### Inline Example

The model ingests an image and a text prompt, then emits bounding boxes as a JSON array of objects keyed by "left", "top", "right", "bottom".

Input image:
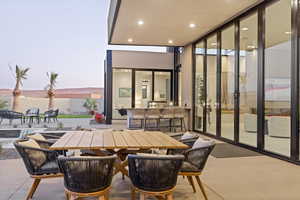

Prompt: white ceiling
[{"left": 110, "top": 0, "right": 263, "bottom": 46}]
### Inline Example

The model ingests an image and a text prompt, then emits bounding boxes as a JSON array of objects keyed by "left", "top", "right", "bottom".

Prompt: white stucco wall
[
  {"left": 112, "top": 50, "right": 174, "bottom": 69},
  {"left": 180, "top": 45, "right": 193, "bottom": 129},
  {"left": 0, "top": 96, "right": 103, "bottom": 114}
]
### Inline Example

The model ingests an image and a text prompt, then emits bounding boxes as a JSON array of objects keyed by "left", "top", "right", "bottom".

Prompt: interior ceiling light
[
  {"left": 189, "top": 23, "right": 196, "bottom": 28},
  {"left": 137, "top": 20, "right": 144, "bottom": 25},
  {"left": 247, "top": 45, "right": 256, "bottom": 49},
  {"left": 285, "top": 31, "right": 291, "bottom": 34},
  {"left": 168, "top": 40, "right": 173, "bottom": 44},
  {"left": 211, "top": 42, "right": 217, "bottom": 46},
  {"left": 128, "top": 38, "right": 133, "bottom": 42},
  {"left": 241, "top": 27, "right": 249, "bottom": 31}
]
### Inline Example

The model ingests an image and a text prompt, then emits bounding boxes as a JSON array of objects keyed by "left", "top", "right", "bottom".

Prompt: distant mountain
[{"left": 0, "top": 87, "right": 104, "bottom": 99}]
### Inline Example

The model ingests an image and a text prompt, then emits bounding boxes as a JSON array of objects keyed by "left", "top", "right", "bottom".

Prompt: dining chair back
[{"left": 58, "top": 155, "right": 116, "bottom": 199}]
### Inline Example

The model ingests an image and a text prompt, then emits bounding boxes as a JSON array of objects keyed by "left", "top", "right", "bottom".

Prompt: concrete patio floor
[{"left": 1, "top": 141, "right": 300, "bottom": 200}]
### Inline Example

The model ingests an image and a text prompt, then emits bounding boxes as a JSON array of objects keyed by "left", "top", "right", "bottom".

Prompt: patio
[{"left": 2, "top": 138, "right": 300, "bottom": 200}]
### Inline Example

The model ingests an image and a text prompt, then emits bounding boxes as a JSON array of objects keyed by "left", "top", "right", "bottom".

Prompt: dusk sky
[
  {"left": 0, "top": 0, "right": 114, "bottom": 90},
  {"left": 0, "top": 1, "right": 166, "bottom": 90}
]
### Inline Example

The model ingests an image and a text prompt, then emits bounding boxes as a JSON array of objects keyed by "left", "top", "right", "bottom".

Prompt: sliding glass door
[
  {"left": 135, "top": 71, "right": 153, "bottom": 108},
  {"left": 220, "top": 25, "right": 235, "bottom": 140},
  {"left": 112, "top": 69, "right": 132, "bottom": 119},
  {"left": 154, "top": 71, "right": 171, "bottom": 102},
  {"left": 192, "top": 0, "right": 298, "bottom": 162},
  {"left": 264, "top": 0, "right": 291, "bottom": 157},
  {"left": 239, "top": 12, "right": 258, "bottom": 147},
  {"left": 206, "top": 35, "right": 218, "bottom": 135},
  {"left": 195, "top": 41, "right": 205, "bottom": 132}
]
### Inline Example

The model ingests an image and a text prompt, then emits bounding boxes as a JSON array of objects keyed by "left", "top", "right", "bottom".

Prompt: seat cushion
[
  {"left": 28, "top": 133, "right": 47, "bottom": 141},
  {"left": 19, "top": 140, "right": 47, "bottom": 169},
  {"left": 19, "top": 139, "right": 41, "bottom": 149},
  {"left": 40, "top": 161, "right": 59, "bottom": 172},
  {"left": 180, "top": 161, "right": 200, "bottom": 172},
  {"left": 192, "top": 138, "right": 214, "bottom": 149},
  {"left": 181, "top": 132, "right": 195, "bottom": 140}
]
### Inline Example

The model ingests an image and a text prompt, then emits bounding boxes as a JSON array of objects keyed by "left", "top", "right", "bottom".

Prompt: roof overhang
[{"left": 108, "top": 0, "right": 264, "bottom": 47}]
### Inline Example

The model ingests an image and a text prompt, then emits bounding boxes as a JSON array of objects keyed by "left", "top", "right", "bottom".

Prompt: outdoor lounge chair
[
  {"left": 43, "top": 109, "right": 59, "bottom": 123},
  {"left": 58, "top": 156, "right": 116, "bottom": 200},
  {"left": 0, "top": 109, "right": 24, "bottom": 125},
  {"left": 13, "top": 139, "right": 62, "bottom": 200},
  {"left": 24, "top": 108, "right": 40, "bottom": 124},
  {"left": 128, "top": 154, "right": 184, "bottom": 200}
]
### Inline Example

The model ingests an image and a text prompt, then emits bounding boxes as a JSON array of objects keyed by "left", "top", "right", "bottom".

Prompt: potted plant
[{"left": 83, "top": 98, "right": 98, "bottom": 115}]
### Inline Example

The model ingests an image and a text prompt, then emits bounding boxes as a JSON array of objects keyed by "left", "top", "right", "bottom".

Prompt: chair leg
[
  {"left": 166, "top": 193, "right": 173, "bottom": 200},
  {"left": 26, "top": 178, "right": 41, "bottom": 200},
  {"left": 104, "top": 191, "right": 109, "bottom": 200},
  {"left": 69, "top": 194, "right": 76, "bottom": 200},
  {"left": 195, "top": 176, "right": 208, "bottom": 200},
  {"left": 64, "top": 191, "right": 70, "bottom": 200},
  {"left": 98, "top": 195, "right": 105, "bottom": 200},
  {"left": 140, "top": 193, "right": 146, "bottom": 200},
  {"left": 187, "top": 176, "right": 196, "bottom": 193},
  {"left": 131, "top": 187, "right": 136, "bottom": 200}
]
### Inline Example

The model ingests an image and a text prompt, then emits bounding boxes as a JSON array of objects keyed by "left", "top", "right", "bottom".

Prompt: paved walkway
[{"left": 1, "top": 141, "right": 300, "bottom": 199}]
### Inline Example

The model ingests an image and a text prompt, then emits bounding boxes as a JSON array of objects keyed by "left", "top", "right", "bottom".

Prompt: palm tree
[
  {"left": 46, "top": 72, "right": 58, "bottom": 110},
  {"left": 11, "top": 65, "right": 30, "bottom": 111}
]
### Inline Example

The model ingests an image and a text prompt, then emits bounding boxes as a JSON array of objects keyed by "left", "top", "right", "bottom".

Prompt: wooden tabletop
[{"left": 50, "top": 130, "right": 188, "bottom": 150}]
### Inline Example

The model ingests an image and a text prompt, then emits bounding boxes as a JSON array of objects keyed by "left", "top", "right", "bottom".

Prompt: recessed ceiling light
[
  {"left": 128, "top": 38, "right": 133, "bottom": 42},
  {"left": 285, "top": 31, "right": 291, "bottom": 34},
  {"left": 168, "top": 40, "right": 173, "bottom": 44},
  {"left": 211, "top": 42, "right": 217, "bottom": 46},
  {"left": 241, "top": 27, "right": 249, "bottom": 31},
  {"left": 137, "top": 20, "right": 144, "bottom": 25},
  {"left": 189, "top": 23, "right": 196, "bottom": 28}
]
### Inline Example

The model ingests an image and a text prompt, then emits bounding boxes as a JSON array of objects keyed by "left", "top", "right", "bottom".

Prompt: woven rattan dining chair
[
  {"left": 167, "top": 136, "right": 199, "bottom": 155},
  {"left": 128, "top": 154, "right": 184, "bottom": 200},
  {"left": 14, "top": 139, "right": 62, "bottom": 200},
  {"left": 179, "top": 144, "right": 215, "bottom": 200},
  {"left": 58, "top": 156, "right": 117, "bottom": 200}
]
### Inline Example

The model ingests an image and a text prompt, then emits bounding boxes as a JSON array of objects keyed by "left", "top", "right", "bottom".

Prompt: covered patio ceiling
[{"left": 108, "top": 0, "right": 264, "bottom": 47}]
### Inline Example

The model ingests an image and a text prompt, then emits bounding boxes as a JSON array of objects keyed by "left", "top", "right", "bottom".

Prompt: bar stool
[
  {"left": 173, "top": 108, "right": 187, "bottom": 132},
  {"left": 144, "top": 109, "right": 160, "bottom": 130},
  {"left": 159, "top": 108, "right": 175, "bottom": 132},
  {"left": 128, "top": 109, "right": 145, "bottom": 129}
]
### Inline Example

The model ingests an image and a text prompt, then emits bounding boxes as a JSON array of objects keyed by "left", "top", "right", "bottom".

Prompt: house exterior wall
[
  {"left": 180, "top": 44, "right": 193, "bottom": 129},
  {"left": 112, "top": 50, "right": 174, "bottom": 69}
]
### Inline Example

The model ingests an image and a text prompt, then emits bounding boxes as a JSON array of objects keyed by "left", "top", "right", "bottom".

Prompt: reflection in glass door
[
  {"left": 264, "top": 0, "right": 291, "bottom": 157},
  {"left": 135, "top": 71, "right": 152, "bottom": 108},
  {"left": 239, "top": 13, "right": 258, "bottom": 147},
  {"left": 195, "top": 41, "right": 205, "bottom": 132},
  {"left": 112, "top": 69, "right": 132, "bottom": 119},
  {"left": 221, "top": 25, "right": 235, "bottom": 140},
  {"left": 206, "top": 35, "right": 217, "bottom": 135}
]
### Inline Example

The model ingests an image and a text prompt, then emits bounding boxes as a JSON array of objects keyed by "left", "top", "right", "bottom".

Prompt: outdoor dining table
[{"left": 50, "top": 130, "right": 188, "bottom": 177}]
